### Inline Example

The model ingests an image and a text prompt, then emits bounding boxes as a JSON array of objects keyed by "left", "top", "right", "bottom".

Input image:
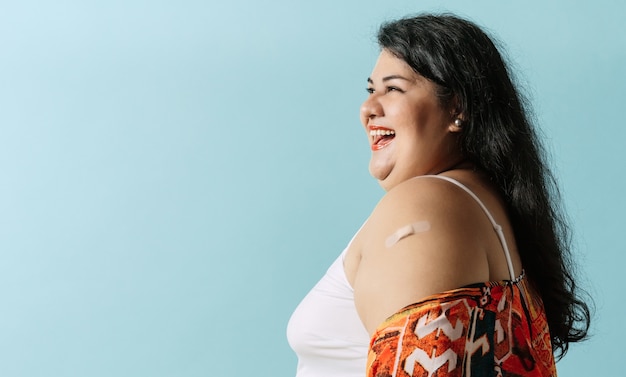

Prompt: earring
[{"left": 454, "top": 118, "right": 462, "bottom": 127}]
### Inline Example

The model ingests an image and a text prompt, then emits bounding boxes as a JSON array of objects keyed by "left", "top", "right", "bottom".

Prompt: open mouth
[{"left": 369, "top": 126, "right": 396, "bottom": 151}]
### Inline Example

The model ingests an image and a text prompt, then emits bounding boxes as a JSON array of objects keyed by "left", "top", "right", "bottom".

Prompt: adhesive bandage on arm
[{"left": 384, "top": 221, "right": 431, "bottom": 248}]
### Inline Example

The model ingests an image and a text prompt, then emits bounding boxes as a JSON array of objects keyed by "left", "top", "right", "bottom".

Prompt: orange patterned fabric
[{"left": 367, "top": 274, "right": 557, "bottom": 377}]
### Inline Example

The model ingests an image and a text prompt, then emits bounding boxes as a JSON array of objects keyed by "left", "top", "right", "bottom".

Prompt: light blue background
[{"left": 1, "top": 1, "right": 623, "bottom": 376}]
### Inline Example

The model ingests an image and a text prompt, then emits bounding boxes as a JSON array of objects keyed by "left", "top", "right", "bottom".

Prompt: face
[{"left": 360, "top": 49, "right": 462, "bottom": 191}]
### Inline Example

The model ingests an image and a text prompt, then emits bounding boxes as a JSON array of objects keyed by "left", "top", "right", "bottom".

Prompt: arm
[
  {"left": 353, "top": 176, "right": 492, "bottom": 335},
  {"left": 354, "top": 176, "right": 500, "bottom": 377}
]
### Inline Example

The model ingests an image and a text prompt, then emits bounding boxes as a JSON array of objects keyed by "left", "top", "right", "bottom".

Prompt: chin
[{"left": 368, "top": 164, "right": 392, "bottom": 182}]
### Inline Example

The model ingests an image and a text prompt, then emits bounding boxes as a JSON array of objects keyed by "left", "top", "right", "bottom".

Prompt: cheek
[{"left": 389, "top": 104, "right": 422, "bottom": 128}]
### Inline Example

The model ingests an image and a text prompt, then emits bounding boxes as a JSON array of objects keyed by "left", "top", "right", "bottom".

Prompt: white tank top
[{"left": 286, "top": 247, "right": 370, "bottom": 377}]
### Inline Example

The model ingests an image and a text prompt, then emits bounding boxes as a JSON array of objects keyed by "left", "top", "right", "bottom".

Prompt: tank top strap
[{"left": 421, "top": 175, "right": 516, "bottom": 281}]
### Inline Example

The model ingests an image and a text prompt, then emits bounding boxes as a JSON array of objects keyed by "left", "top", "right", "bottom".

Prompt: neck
[{"left": 436, "top": 157, "right": 474, "bottom": 175}]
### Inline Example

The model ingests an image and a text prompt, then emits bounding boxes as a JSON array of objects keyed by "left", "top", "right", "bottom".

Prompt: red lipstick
[{"left": 369, "top": 125, "right": 396, "bottom": 151}]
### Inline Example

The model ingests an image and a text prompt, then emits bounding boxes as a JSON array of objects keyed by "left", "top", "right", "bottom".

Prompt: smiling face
[{"left": 360, "top": 50, "right": 463, "bottom": 191}]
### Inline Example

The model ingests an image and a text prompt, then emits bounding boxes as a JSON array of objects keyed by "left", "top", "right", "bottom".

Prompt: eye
[
  {"left": 386, "top": 86, "right": 404, "bottom": 93},
  {"left": 366, "top": 87, "right": 374, "bottom": 94}
]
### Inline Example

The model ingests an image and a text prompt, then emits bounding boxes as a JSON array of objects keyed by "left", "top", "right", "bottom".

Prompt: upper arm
[{"left": 353, "top": 177, "right": 491, "bottom": 333}]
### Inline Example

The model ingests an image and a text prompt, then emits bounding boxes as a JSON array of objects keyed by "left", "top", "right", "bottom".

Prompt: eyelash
[{"left": 366, "top": 86, "right": 404, "bottom": 94}]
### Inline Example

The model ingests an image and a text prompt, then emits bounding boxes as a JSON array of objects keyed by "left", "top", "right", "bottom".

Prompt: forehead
[{"left": 369, "top": 49, "right": 419, "bottom": 80}]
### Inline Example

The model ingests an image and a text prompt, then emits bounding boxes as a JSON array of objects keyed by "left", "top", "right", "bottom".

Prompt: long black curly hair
[{"left": 377, "top": 13, "right": 591, "bottom": 358}]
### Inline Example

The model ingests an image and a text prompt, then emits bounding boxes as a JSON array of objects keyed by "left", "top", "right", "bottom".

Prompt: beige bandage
[{"left": 384, "top": 221, "right": 431, "bottom": 248}]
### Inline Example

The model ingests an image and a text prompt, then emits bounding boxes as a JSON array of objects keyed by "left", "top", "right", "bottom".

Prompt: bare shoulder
[
  {"left": 353, "top": 175, "right": 493, "bottom": 333},
  {"left": 365, "top": 175, "right": 490, "bottom": 237},
  {"left": 374, "top": 175, "right": 475, "bottom": 218}
]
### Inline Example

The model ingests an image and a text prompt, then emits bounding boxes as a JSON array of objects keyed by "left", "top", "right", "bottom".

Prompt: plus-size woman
[{"left": 288, "top": 13, "right": 590, "bottom": 377}]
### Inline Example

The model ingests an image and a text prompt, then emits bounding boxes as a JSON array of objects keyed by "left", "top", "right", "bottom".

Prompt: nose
[{"left": 360, "top": 94, "right": 383, "bottom": 125}]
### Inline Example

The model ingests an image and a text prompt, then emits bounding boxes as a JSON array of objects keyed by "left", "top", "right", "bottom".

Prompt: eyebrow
[{"left": 367, "top": 75, "right": 412, "bottom": 84}]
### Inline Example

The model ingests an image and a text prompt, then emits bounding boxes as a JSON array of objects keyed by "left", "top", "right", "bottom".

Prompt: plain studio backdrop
[{"left": 1, "top": 0, "right": 623, "bottom": 376}]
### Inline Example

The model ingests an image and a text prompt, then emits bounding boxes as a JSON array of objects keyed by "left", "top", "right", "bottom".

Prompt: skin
[{"left": 343, "top": 50, "right": 523, "bottom": 335}]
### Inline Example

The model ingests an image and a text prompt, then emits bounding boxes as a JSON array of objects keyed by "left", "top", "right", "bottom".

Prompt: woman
[{"left": 287, "top": 13, "right": 590, "bottom": 377}]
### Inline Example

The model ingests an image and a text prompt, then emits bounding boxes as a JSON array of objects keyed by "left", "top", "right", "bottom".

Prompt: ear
[
  {"left": 447, "top": 96, "right": 463, "bottom": 133},
  {"left": 448, "top": 116, "right": 464, "bottom": 133}
]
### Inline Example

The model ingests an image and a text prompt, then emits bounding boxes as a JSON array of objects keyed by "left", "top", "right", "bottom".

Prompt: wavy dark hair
[{"left": 377, "top": 13, "right": 590, "bottom": 358}]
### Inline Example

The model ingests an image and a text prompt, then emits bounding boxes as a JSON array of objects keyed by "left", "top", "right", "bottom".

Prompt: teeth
[{"left": 369, "top": 129, "right": 395, "bottom": 136}]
